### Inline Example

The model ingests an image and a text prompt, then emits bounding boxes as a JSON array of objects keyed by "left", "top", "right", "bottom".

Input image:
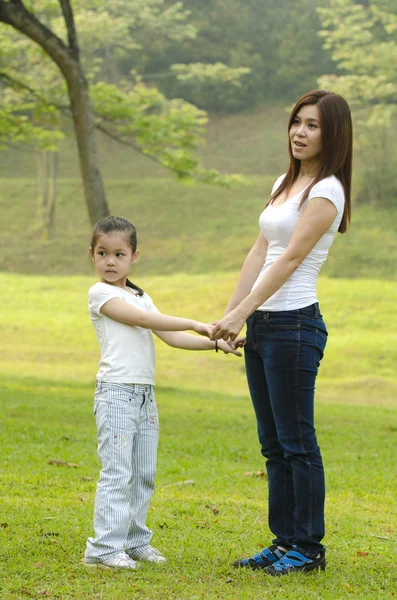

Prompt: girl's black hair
[{"left": 90, "top": 216, "right": 144, "bottom": 296}]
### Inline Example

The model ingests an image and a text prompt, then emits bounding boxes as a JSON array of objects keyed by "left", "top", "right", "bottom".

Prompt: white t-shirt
[
  {"left": 252, "top": 174, "right": 345, "bottom": 311},
  {"left": 88, "top": 282, "right": 158, "bottom": 384}
]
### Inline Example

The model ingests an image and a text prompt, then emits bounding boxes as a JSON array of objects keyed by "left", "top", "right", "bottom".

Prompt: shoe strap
[
  {"left": 251, "top": 545, "right": 285, "bottom": 564},
  {"left": 274, "top": 550, "right": 313, "bottom": 570},
  {"left": 262, "top": 546, "right": 285, "bottom": 560}
]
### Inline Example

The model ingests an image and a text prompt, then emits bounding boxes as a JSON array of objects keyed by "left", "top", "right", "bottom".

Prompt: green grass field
[
  {"left": 1, "top": 103, "right": 396, "bottom": 598},
  {"left": 1, "top": 273, "right": 396, "bottom": 599}
]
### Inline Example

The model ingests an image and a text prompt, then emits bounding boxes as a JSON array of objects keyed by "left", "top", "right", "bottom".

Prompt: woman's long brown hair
[{"left": 270, "top": 90, "right": 353, "bottom": 233}]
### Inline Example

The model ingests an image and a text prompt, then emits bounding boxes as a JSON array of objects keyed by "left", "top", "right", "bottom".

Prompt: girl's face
[
  {"left": 91, "top": 232, "right": 139, "bottom": 287},
  {"left": 289, "top": 104, "right": 322, "bottom": 166}
]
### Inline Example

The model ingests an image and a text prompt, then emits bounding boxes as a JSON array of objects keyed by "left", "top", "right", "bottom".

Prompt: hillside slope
[{"left": 0, "top": 176, "right": 396, "bottom": 278}]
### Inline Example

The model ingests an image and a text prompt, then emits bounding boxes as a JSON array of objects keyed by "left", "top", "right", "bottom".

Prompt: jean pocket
[
  {"left": 267, "top": 313, "right": 300, "bottom": 330},
  {"left": 106, "top": 398, "right": 136, "bottom": 431},
  {"left": 94, "top": 386, "right": 109, "bottom": 413},
  {"left": 313, "top": 328, "right": 328, "bottom": 368},
  {"left": 103, "top": 388, "right": 138, "bottom": 431}
]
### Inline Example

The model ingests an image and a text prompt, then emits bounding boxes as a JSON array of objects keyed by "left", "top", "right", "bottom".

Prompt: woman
[{"left": 211, "top": 90, "right": 352, "bottom": 576}]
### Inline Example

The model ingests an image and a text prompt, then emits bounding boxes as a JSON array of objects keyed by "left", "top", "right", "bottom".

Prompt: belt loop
[{"left": 315, "top": 303, "right": 319, "bottom": 318}]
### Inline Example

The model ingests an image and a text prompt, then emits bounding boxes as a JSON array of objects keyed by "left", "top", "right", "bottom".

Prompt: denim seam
[
  {"left": 252, "top": 316, "right": 258, "bottom": 351},
  {"left": 295, "top": 315, "right": 314, "bottom": 542},
  {"left": 283, "top": 464, "right": 287, "bottom": 543}
]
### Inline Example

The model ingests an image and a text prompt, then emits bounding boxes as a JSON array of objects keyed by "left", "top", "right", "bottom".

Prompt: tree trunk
[
  {"left": 36, "top": 150, "right": 58, "bottom": 238},
  {"left": 0, "top": 0, "right": 110, "bottom": 225},
  {"left": 36, "top": 149, "right": 48, "bottom": 212},
  {"left": 47, "top": 151, "right": 57, "bottom": 235},
  {"left": 63, "top": 60, "right": 109, "bottom": 225}
]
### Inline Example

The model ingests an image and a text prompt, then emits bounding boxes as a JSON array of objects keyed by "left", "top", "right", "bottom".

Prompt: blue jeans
[{"left": 244, "top": 303, "right": 327, "bottom": 558}]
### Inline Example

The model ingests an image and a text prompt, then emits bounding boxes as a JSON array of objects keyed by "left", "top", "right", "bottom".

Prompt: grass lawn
[{"left": 1, "top": 273, "right": 396, "bottom": 599}]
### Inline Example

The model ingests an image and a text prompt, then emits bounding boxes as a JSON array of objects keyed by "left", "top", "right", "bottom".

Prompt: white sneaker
[
  {"left": 84, "top": 551, "right": 140, "bottom": 570},
  {"left": 128, "top": 545, "right": 167, "bottom": 563}
]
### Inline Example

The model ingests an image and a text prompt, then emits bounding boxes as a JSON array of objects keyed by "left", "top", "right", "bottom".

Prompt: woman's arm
[
  {"left": 224, "top": 232, "right": 268, "bottom": 314},
  {"left": 212, "top": 197, "right": 338, "bottom": 340},
  {"left": 154, "top": 330, "right": 243, "bottom": 356},
  {"left": 100, "top": 298, "right": 212, "bottom": 337}
]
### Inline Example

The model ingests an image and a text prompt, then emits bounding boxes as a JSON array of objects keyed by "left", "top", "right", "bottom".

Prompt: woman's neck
[{"left": 298, "top": 159, "right": 320, "bottom": 179}]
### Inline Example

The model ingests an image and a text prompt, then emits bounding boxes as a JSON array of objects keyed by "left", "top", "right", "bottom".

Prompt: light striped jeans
[{"left": 84, "top": 381, "right": 159, "bottom": 562}]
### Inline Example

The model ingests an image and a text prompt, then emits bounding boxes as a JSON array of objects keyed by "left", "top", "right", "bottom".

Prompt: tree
[
  {"left": 273, "top": 0, "right": 337, "bottom": 101},
  {"left": 318, "top": 0, "right": 397, "bottom": 204},
  {"left": 0, "top": 27, "right": 65, "bottom": 236},
  {"left": 318, "top": 0, "right": 397, "bottom": 115},
  {"left": 0, "top": 0, "right": 109, "bottom": 224},
  {"left": 0, "top": 0, "right": 243, "bottom": 226},
  {"left": 138, "top": 0, "right": 335, "bottom": 112}
]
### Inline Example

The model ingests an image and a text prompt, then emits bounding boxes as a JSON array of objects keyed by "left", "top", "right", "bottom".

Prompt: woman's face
[{"left": 289, "top": 104, "right": 322, "bottom": 165}]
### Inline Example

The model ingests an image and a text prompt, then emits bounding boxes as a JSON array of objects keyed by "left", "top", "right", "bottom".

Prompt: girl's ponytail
[{"left": 126, "top": 278, "right": 144, "bottom": 296}]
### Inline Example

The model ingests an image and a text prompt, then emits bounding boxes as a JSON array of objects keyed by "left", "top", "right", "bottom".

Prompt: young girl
[
  {"left": 211, "top": 90, "right": 353, "bottom": 575},
  {"left": 83, "top": 216, "right": 241, "bottom": 570}
]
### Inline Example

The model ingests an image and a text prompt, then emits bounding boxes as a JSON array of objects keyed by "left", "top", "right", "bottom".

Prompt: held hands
[
  {"left": 192, "top": 320, "right": 214, "bottom": 338},
  {"left": 217, "top": 338, "right": 246, "bottom": 356},
  {"left": 210, "top": 309, "right": 246, "bottom": 342},
  {"left": 191, "top": 320, "right": 245, "bottom": 357}
]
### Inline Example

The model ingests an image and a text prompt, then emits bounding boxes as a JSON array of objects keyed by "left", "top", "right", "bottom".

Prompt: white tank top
[{"left": 252, "top": 174, "right": 345, "bottom": 311}]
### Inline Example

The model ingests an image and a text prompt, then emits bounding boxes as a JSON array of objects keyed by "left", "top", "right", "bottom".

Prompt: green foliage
[
  {"left": 91, "top": 79, "right": 243, "bottom": 185},
  {"left": 273, "top": 0, "right": 337, "bottom": 98},
  {"left": 0, "top": 272, "right": 396, "bottom": 598},
  {"left": 0, "top": 20, "right": 64, "bottom": 150},
  {"left": 0, "top": 106, "right": 62, "bottom": 149},
  {"left": 0, "top": 0, "right": 245, "bottom": 187},
  {"left": 148, "top": 0, "right": 334, "bottom": 112},
  {"left": 318, "top": 1, "right": 397, "bottom": 107},
  {"left": 0, "top": 102, "right": 290, "bottom": 177},
  {"left": 318, "top": 0, "right": 397, "bottom": 205},
  {"left": 73, "top": 0, "right": 197, "bottom": 80}
]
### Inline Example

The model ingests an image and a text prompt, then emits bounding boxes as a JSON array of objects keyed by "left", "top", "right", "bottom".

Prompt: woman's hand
[
  {"left": 217, "top": 339, "right": 243, "bottom": 357},
  {"left": 211, "top": 309, "right": 246, "bottom": 341}
]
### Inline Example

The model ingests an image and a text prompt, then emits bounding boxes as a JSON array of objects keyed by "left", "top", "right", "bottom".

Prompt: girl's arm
[
  {"left": 100, "top": 298, "right": 212, "bottom": 337},
  {"left": 212, "top": 197, "right": 338, "bottom": 340},
  {"left": 224, "top": 232, "right": 268, "bottom": 314},
  {"left": 154, "top": 330, "right": 243, "bottom": 356}
]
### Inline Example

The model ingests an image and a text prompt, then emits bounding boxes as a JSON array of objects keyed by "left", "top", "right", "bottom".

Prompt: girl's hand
[
  {"left": 211, "top": 309, "right": 246, "bottom": 342},
  {"left": 217, "top": 339, "right": 243, "bottom": 357},
  {"left": 192, "top": 321, "right": 214, "bottom": 338},
  {"left": 229, "top": 336, "right": 247, "bottom": 350}
]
